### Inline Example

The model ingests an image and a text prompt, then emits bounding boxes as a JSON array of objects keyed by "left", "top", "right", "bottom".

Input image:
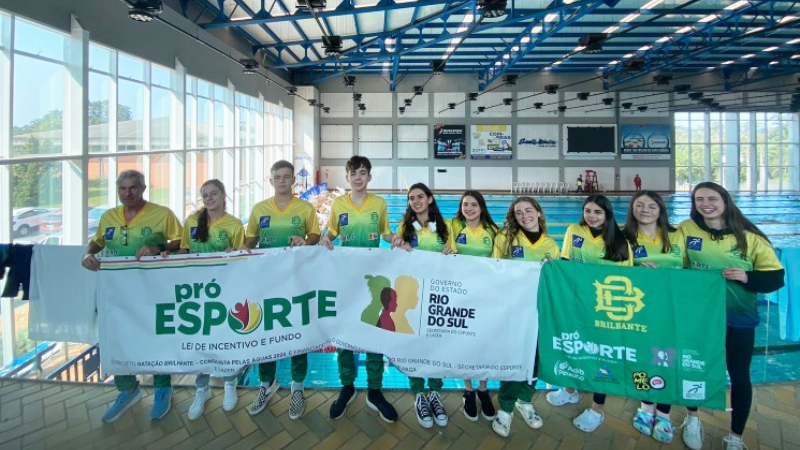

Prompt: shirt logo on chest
[
  {"left": 687, "top": 236, "right": 703, "bottom": 251},
  {"left": 456, "top": 233, "right": 467, "bottom": 245},
  {"left": 291, "top": 216, "right": 301, "bottom": 227},
  {"left": 573, "top": 236, "right": 585, "bottom": 248},
  {"left": 511, "top": 246, "right": 524, "bottom": 258},
  {"left": 339, "top": 213, "right": 349, "bottom": 226},
  {"left": 190, "top": 227, "right": 198, "bottom": 239},
  {"left": 259, "top": 216, "right": 271, "bottom": 228},
  {"left": 104, "top": 227, "right": 115, "bottom": 240},
  {"left": 141, "top": 227, "right": 152, "bottom": 238},
  {"left": 633, "top": 245, "right": 648, "bottom": 258},
  {"left": 410, "top": 235, "right": 419, "bottom": 247}
]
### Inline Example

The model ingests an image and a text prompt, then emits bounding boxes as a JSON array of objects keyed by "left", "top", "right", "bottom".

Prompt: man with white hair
[{"left": 82, "top": 169, "right": 182, "bottom": 423}]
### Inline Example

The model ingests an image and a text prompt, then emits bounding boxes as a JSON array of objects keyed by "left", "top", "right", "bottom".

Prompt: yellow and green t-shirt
[
  {"left": 560, "top": 224, "right": 633, "bottom": 266},
  {"left": 92, "top": 202, "right": 182, "bottom": 257},
  {"left": 181, "top": 212, "right": 245, "bottom": 253},
  {"left": 327, "top": 194, "right": 390, "bottom": 248},
  {"left": 630, "top": 229, "right": 685, "bottom": 269},
  {"left": 246, "top": 197, "right": 321, "bottom": 249},
  {"left": 492, "top": 229, "right": 560, "bottom": 261},
  {"left": 451, "top": 219, "right": 497, "bottom": 257},
  {"left": 679, "top": 219, "right": 783, "bottom": 328},
  {"left": 396, "top": 221, "right": 456, "bottom": 253}
]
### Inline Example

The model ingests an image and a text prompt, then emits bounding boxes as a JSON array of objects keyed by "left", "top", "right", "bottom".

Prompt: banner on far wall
[
  {"left": 620, "top": 124, "right": 672, "bottom": 160},
  {"left": 433, "top": 124, "right": 467, "bottom": 159},
  {"left": 471, "top": 125, "right": 513, "bottom": 159},
  {"left": 537, "top": 260, "right": 728, "bottom": 410}
]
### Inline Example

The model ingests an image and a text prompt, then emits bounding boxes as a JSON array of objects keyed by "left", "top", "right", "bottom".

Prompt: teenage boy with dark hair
[{"left": 320, "top": 155, "right": 398, "bottom": 423}]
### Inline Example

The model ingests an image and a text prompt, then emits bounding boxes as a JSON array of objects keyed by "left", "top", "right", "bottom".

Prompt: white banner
[{"left": 97, "top": 247, "right": 540, "bottom": 381}]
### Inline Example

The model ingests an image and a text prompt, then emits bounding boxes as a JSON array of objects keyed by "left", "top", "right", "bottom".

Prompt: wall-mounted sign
[
  {"left": 620, "top": 124, "right": 672, "bottom": 160},
  {"left": 433, "top": 124, "right": 466, "bottom": 159},
  {"left": 471, "top": 125, "right": 512, "bottom": 160}
]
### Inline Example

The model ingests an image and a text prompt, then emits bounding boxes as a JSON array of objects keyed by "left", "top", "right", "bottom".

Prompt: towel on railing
[
  {"left": 779, "top": 247, "right": 800, "bottom": 342},
  {"left": 28, "top": 245, "right": 99, "bottom": 343},
  {"left": 1, "top": 244, "right": 34, "bottom": 300}
]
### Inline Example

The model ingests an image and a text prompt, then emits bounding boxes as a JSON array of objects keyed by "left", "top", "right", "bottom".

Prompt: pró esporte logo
[
  {"left": 228, "top": 300, "right": 262, "bottom": 334},
  {"left": 552, "top": 331, "right": 637, "bottom": 362},
  {"left": 361, "top": 275, "right": 419, "bottom": 334},
  {"left": 156, "top": 280, "right": 337, "bottom": 335}
]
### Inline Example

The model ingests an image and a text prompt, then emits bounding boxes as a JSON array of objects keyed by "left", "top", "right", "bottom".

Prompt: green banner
[{"left": 537, "top": 260, "right": 728, "bottom": 410}]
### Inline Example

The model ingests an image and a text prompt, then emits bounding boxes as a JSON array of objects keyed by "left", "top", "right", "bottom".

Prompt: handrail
[{"left": 46, "top": 344, "right": 104, "bottom": 383}]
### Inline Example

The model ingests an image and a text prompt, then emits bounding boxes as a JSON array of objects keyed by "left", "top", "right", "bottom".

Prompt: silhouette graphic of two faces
[{"left": 362, "top": 275, "right": 419, "bottom": 334}]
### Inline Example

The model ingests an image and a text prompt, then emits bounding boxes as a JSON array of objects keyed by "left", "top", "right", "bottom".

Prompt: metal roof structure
[{"left": 177, "top": 0, "right": 800, "bottom": 93}]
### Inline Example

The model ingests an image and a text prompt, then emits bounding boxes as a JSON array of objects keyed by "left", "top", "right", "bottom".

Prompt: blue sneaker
[
  {"left": 101, "top": 384, "right": 143, "bottom": 423},
  {"left": 150, "top": 387, "right": 173, "bottom": 420}
]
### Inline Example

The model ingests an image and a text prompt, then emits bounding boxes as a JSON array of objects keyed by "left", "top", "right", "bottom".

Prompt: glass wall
[
  {"left": 674, "top": 111, "right": 799, "bottom": 192},
  {"left": 0, "top": 11, "right": 294, "bottom": 370}
]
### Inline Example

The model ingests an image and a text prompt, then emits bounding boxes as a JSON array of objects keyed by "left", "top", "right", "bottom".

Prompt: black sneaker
[
  {"left": 329, "top": 385, "right": 356, "bottom": 420},
  {"left": 477, "top": 389, "right": 496, "bottom": 420},
  {"left": 428, "top": 391, "right": 448, "bottom": 427},
  {"left": 462, "top": 390, "right": 478, "bottom": 421},
  {"left": 366, "top": 389, "right": 398, "bottom": 423},
  {"left": 414, "top": 393, "right": 433, "bottom": 428}
]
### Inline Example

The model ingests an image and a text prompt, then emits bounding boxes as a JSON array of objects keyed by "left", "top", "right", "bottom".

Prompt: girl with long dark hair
[
  {"left": 452, "top": 190, "right": 499, "bottom": 422},
  {"left": 391, "top": 183, "right": 454, "bottom": 429},
  {"left": 679, "top": 182, "right": 784, "bottom": 450},
  {"left": 622, "top": 190, "right": 692, "bottom": 445},
  {"left": 546, "top": 194, "right": 632, "bottom": 433}
]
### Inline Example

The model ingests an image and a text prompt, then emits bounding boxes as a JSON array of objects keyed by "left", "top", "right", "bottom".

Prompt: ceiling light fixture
[
  {"left": 322, "top": 35, "right": 343, "bottom": 55},
  {"left": 240, "top": 59, "right": 259, "bottom": 75},
  {"left": 431, "top": 59, "right": 446, "bottom": 75},
  {"left": 129, "top": 0, "right": 163, "bottom": 22},
  {"left": 578, "top": 33, "right": 607, "bottom": 53},
  {"left": 296, "top": 0, "right": 326, "bottom": 9}
]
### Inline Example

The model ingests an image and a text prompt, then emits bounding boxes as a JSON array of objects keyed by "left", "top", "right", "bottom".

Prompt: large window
[
  {"left": 674, "top": 111, "right": 799, "bottom": 192},
  {"left": 0, "top": 11, "right": 293, "bottom": 370},
  {"left": 11, "top": 19, "right": 67, "bottom": 157}
]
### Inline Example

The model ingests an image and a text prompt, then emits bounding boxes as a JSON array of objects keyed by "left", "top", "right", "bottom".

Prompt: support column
[
  {"left": 723, "top": 112, "right": 739, "bottom": 191},
  {"left": 169, "top": 58, "right": 186, "bottom": 217},
  {"left": 63, "top": 15, "right": 88, "bottom": 245}
]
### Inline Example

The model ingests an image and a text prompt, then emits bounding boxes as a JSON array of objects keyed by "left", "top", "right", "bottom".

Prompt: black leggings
[
  {"left": 598, "top": 326, "right": 753, "bottom": 431},
  {"left": 726, "top": 326, "right": 755, "bottom": 435}
]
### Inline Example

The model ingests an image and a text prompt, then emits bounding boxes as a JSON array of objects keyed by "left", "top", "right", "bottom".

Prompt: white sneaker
[
  {"left": 723, "top": 434, "right": 747, "bottom": 450},
  {"left": 681, "top": 415, "right": 704, "bottom": 450},
  {"left": 492, "top": 411, "right": 513, "bottom": 437},
  {"left": 188, "top": 387, "right": 212, "bottom": 420},
  {"left": 546, "top": 388, "right": 579, "bottom": 406},
  {"left": 573, "top": 408, "right": 604, "bottom": 432},
  {"left": 515, "top": 401, "right": 543, "bottom": 429},
  {"left": 223, "top": 381, "right": 238, "bottom": 412}
]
